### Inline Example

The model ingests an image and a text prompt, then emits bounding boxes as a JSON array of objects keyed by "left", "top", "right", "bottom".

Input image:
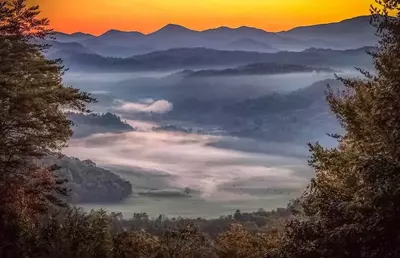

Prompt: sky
[{"left": 28, "top": 0, "right": 372, "bottom": 35}]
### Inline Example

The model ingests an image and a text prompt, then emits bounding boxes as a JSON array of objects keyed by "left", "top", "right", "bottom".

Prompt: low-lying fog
[
  {"left": 64, "top": 129, "right": 310, "bottom": 218},
  {"left": 62, "top": 68, "right": 353, "bottom": 218},
  {"left": 65, "top": 71, "right": 335, "bottom": 101}
]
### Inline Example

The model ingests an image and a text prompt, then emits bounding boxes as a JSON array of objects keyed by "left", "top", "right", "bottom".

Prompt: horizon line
[{"left": 55, "top": 14, "right": 371, "bottom": 37}]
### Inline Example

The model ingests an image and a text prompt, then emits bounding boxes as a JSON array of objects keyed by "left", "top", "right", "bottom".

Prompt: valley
[{"left": 48, "top": 16, "right": 374, "bottom": 218}]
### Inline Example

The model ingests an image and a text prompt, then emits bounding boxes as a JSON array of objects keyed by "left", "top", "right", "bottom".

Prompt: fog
[
  {"left": 64, "top": 70, "right": 341, "bottom": 128},
  {"left": 62, "top": 67, "right": 352, "bottom": 218},
  {"left": 114, "top": 99, "right": 174, "bottom": 114},
  {"left": 64, "top": 130, "right": 310, "bottom": 218},
  {"left": 64, "top": 70, "right": 359, "bottom": 108}
]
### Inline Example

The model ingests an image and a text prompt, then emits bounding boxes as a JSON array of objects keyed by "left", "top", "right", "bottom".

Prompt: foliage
[
  {"left": 0, "top": 0, "right": 94, "bottom": 255},
  {"left": 4, "top": 207, "right": 284, "bottom": 258},
  {"left": 66, "top": 112, "right": 134, "bottom": 138},
  {"left": 116, "top": 208, "right": 291, "bottom": 239},
  {"left": 216, "top": 224, "right": 281, "bottom": 258},
  {"left": 42, "top": 155, "right": 133, "bottom": 203},
  {"left": 276, "top": 1, "right": 400, "bottom": 258}
]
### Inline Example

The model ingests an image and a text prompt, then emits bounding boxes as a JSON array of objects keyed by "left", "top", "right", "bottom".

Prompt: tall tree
[
  {"left": 276, "top": 1, "right": 400, "bottom": 258},
  {"left": 0, "top": 0, "right": 94, "bottom": 255}
]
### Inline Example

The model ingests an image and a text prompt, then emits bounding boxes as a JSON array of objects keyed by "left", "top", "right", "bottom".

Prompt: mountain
[
  {"left": 215, "top": 79, "right": 344, "bottom": 142},
  {"left": 226, "top": 79, "right": 342, "bottom": 117},
  {"left": 55, "top": 46, "right": 375, "bottom": 72},
  {"left": 224, "top": 38, "right": 278, "bottom": 52},
  {"left": 43, "top": 40, "right": 94, "bottom": 57},
  {"left": 94, "top": 30, "right": 145, "bottom": 46},
  {"left": 82, "top": 39, "right": 155, "bottom": 57},
  {"left": 54, "top": 32, "right": 95, "bottom": 43},
  {"left": 42, "top": 155, "right": 133, "bottom": 203},
  {"left": 182, "top": 63, "right": 335, "bottom": 77},
  {"left": 51, "top": 16, "right": 378, "bottom": 57},
  {"left": 279, "top": 16, "right": 378, "bottom": 48},
  {"left": 100, "top": 29, "right": 145, "bottom": 39},
  {"left": 200, "top": 26, "right": 300, "bottom": 50},
  {"left": 150, "top": 24, "right": 197, "bottom": 37},
  {"left": 144, "top": 24, "right": 209, "bottom": 50},
  {"left": 67, "top": 112, "right": 135, "bottom": 138},
  {"left": 79, "top": 30, "right": 153, "bottom": 57}
]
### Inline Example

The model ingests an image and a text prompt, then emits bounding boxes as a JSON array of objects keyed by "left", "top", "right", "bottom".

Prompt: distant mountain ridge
[
  {"left": 50, "top": 46, "right": 375, "bottom": 72},
  {"left": 224, "top": 38, "right": 278, "bottom": 52},
  {"left": 182, "top": 63, "right": 336, "bottom": 77},
  {"left": 279, "top": 15, "right": 377, "bottom": 49},
  {"left": 53, "top": 16, "right": 377, "bottom": 57}
]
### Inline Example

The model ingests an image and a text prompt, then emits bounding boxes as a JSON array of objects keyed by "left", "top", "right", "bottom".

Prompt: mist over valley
[{"left": 55, "top": 16, "right": 372, "bottom": 218}]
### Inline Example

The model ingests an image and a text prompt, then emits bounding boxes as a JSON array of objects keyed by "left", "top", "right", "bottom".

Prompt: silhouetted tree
[
  {"left": 277, "top": 1, "right": 400, "bottom": 258},
  {"left": 0, "top": 0, "right": 94, "bottom": 256}
]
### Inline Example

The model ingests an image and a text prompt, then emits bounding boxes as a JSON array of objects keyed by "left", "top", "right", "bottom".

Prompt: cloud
[{"left": 114, "top": 99, "right": 173, "bottom": 114}]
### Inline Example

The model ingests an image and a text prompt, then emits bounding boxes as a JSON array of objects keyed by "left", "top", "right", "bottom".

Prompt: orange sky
[{"left": 28, "top": 0, "right": 372, "bottom": 35}]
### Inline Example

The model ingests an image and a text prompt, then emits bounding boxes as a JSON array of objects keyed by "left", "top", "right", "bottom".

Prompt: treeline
[
  {"left": 1, "top": 0, "right": 400, "bottom": 258},
  {"left": 3, "top": 207, "right": 287, "bottom": 258},
  {"left": 112, "top": 207, "right": 292, "bottom": 238},
  {"left": 67, "top": 112, "right": 134, "bottom": 138}
]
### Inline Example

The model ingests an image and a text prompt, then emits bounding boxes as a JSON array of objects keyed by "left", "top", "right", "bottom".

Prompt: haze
[{"left": 43, "top": 6, "right": 376, "bottom": 217}]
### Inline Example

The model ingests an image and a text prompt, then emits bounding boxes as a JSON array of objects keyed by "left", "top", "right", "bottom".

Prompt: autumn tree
[
  {"left": 0, "top": 0, "right": 94, "bottom": 256},
  {"left": 216, "top": 224, "right": 281, "bottom": 258},
  {"left": 276, "top": 1, "right": 400, "bottom": 258}
]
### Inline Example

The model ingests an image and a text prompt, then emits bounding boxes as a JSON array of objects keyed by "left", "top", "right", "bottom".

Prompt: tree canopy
[
  {"left": 0, "top": 0, "right": 94, "bottom": 254},
  {"left": 276, "top": 1, "right": 400, "bottom": 257}
]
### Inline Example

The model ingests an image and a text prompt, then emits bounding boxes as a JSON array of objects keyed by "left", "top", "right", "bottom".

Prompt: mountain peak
[
  {"left": 237, "top": 26, "right": 269, "bottom": 33},
  {"left": 203, "top": 25, "right": 269, "bottom": 35},
  {"left": 70, "top": 32, "right": 94, "bottom": 37},
  {"left": 153, "top": 24, "right": 194, "bottom": 34},
  {"left": 164, "top": 23, "right": 186, "bottom": 29},
  {"left": 281, "top": 15, "right": 373, "bottom": 33},
  {"left": 101, "top": 29, "right": 144, "bottom": 37}
]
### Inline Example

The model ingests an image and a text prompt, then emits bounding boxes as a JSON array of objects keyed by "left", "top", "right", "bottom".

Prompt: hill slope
[
  {"left": 279, "top": 16, "right": 377, "bottom": 48},
  {"left": 42, "top": 155, "right": 133, "bottom": 204},
  {"left": 52, "top": 47, "right": 375, "bottom": 72}
]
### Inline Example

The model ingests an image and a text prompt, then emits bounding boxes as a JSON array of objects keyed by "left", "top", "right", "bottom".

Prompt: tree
[
  {"left": 0, "top": 0, "right": 94, "bottom": 255},
  {"left": 184, "top": 187, "right": 191, "bottom": 196},
  {"left": 277, "top": 1, "right": 400, "bottom": 258},
  {"left": 159, "top": 224, "right": 214, "bottom": 258},
  {"left": 216, "top": 224, "right": 279, "bottom": 258}
]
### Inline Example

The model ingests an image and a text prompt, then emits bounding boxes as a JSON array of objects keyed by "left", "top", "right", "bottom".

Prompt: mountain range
[
  {"left": 51, "top": 16, "right": 377, "bottom": 58},
  {"left": 180, "top": 63, "right": 335, "bottom": 77},
  {"left": 49, "top": 46, "right": 375, "bottom": 72}
]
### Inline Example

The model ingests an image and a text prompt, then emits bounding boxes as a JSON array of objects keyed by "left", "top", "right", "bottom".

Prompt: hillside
[
  {"left": 279, "top": 16, "right": 377, "bottom": 48},
  {"left": 42, "top": 155, "right": 133, "bottom": 204},
  {"left": 182, "top": 63, "right": 335, "bottom": 77},
  {"left": 223, "top": 38, "right": 278, "bottom": 52},
  {"left": 219, "top": 79, "right": 344, "bottom": 141},
  {"left": 67, "top": 112, "right": 135, "bottom": 138},
  {"left": 52, "top": 47, "right": 375, "bottom": 72}
]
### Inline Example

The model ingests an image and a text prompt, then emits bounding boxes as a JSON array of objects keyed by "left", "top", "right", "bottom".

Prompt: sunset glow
[{"left": 29, "top": 0, "right": 371, "bottom": 35}]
